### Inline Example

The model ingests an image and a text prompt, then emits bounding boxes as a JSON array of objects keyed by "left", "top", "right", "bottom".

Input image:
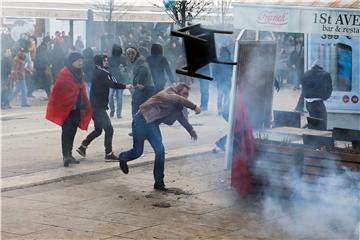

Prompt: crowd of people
[{"left": 1, "top": 25, "right": 312, "bottom": 191}]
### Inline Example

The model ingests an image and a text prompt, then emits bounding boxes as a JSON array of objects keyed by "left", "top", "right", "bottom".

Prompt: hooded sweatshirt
[{"left": 89, "top": 55, "right": 127, "bottom": 109}]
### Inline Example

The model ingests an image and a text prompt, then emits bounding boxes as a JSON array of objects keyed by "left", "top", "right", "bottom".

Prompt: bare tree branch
[{"left": 151, "top": 0, "right": 214, "bottom": 27}]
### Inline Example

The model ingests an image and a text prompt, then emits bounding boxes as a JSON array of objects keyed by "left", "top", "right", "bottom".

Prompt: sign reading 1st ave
[{"left": 314, "top": 12, "right": 360, "bottom": 35}]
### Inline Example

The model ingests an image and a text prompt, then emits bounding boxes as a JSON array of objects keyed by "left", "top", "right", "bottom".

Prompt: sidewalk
[
  {"left": 1, "top": 144, "right": 213, "bottom": 192},
  {"left": 0, "top": 152, "right": 315, "bottom": 240}
]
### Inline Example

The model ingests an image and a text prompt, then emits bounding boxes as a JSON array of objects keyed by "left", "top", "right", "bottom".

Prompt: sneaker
[
  {"left": 117, "top": 114, "right": 122, "bottom": 119},
  {"left": 119, "top": 160, "right": 129, "bottom": 174},
  {"left": 110, "top": 111, "right": 114, "bottom": 118},
  {"left": 21, "top": 104, "right": 31, "bottom": 107},
  {"left": 68, "top": 155, "right": 80, "bottom": 164},
  {"left": 154, "top": 183, "right": 168, "bottom": 191},
  {"left": 76, "top": 145, "right": 86, "bottom": 157},
  {"left": 105, "top": 152, "right": 118, "bottom": 162},
  {"left": 128, "top": 132, "right": 133, "bottom": 137}
]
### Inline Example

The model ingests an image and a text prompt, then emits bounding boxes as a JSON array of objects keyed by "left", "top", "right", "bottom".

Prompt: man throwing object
[{"left": 118, "top": 83, "right": 201, "bottom": 191}]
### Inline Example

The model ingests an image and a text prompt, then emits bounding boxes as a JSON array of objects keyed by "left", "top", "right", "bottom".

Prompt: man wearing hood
[
  {"left": 46, "top": 52, "right": 93, "bottom": 167},
  {"left": 108, "top": 44, "right": 129, "bottom": 118},
  {"left": 126, "top": 47, "right": 155, "bottom": 117},
  {"left": 303, "top": 60, "right": 333, "bottom": 130},
  {"left": 118, "top": 83, "right": 201, "bottom": 191},
  {"left": 146, "top": 43, "right": 175, "bottom": 93},
  {"left": 77, "top": 54, "right": 132, "bottom": 161}
]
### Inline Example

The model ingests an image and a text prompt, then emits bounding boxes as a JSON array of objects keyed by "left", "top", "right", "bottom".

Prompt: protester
[
  {"left": 1, "top": 48, "right": 13, "bottom": 109},
  {"left": 303, "top": 60, "right": 333, "bottom": 130},
  {"left": 75, "top": 36, "right": 84, "bottom": 52},
  {"left": 126, "top": 47, "right": 154, "bottom": 117},
  {"left": 46, "top": 52, "right": 92, "bottom": 167},
  {"left": 76, "top": 54, "right": 132, "bottom": 161},
  {"left": 34, "top": 36, "right": 52, "bottom": 98},
  {"left": 10, "top": 51, "right": 31, "bottom": 107},
  {"left": 51, "top": 43, "right": 66, "bottom": 79},
  {"left": 288, "top": 39, "right": 304, "bottom": 90},
  {"left": 108, "top": 44, "right": 129, "bottom": 118},
  {"left": 27, "top": 35, "right": 37, "bottom": 98},
  {"left": 82, "top": 47, "right": 95, "bottom": 97},
  {"left": 147, "top": 43, "right": 175, "bottom": 93},
  {"left": 212, "top": 46, "right": 232, "bottom": 116},
  {"left": 212, "top": 46, "right": 233, "bottom": 152},
  {"left": 198, "top": 66, "right": 211, "bottom": 111},
  {"left": 118, "top": 83, "right": 201, "bottom": 191}
]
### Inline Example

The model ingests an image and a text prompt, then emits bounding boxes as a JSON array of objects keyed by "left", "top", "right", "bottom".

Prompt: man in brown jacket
[{"left": 118, "top": 83, "right": 201, "bottom": 191}]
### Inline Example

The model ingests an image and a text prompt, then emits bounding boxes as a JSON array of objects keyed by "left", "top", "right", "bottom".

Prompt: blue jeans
[
  {"left": 199, "top": 80, "right": 209, "bottom": 110},
  {"left": 108, "top": 89, "right": 123, "bottom": 116},
  {"left": 11, "top": 80, "right": 28, "bottom": 106},
  {"left": 119, "top": 112, "right": 165, "bottom": 185}
]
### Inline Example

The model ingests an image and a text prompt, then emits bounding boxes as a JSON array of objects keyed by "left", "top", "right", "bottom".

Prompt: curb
[{"left": 1, "top": 145, "right": 216, "bottom": 192}]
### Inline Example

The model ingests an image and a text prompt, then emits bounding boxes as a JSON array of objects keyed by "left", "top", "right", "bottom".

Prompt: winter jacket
[
  {"left": 108, "top": 55, "right": 128, "bottom": 84},
  {"left": 82, "top": 48, "right": 95, "bottom": 84},
  {"left": 146, "top": 55, "right": 175, "bottom": 92},
  {"left": 12, "top": 52, "right": 26, "bottom": 81},
  {"left": 139, "top": 86, "right": 197, "bottom": 133},
  {"left": 132, "top": 56, "right": 154, "bottom": 88},
  {"left": 90, "top": 55, "right": 127, "bottom": 110},
  {"left": 34, "top": 42, "right": 50, "bottom": 71},
  {"left": 303, "top": 65, "right": 333, "bottom": 100}
]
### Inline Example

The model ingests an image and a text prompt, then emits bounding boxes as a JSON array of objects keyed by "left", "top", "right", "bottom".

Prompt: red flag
[
  {"left": 231, "top": 86, "right": 255, "bottom": 197},
  {"left": 46, "top": 66, "right": 92, "bottom": 130}
]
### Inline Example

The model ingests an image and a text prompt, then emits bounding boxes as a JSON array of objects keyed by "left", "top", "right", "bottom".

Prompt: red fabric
[
  {"left": 231, "top": 85, "right": 255, "bottom": 197},
  {"left": 46, "top": 67, "right": 92, "bottom": 130}
]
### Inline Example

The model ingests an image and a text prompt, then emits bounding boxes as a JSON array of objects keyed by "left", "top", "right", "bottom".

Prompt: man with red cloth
[{"left": 46, "top": 52, "right": 92, "bottom": 167}]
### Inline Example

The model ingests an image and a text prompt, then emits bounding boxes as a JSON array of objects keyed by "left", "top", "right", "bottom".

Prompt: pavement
[{"left": 2, "top": 151, "right": 358, "bottom": 240}]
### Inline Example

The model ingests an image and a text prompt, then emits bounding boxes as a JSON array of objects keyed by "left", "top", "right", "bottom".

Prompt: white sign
[{"left": 233, "top": 4, "right": 360, "bottom": 36}]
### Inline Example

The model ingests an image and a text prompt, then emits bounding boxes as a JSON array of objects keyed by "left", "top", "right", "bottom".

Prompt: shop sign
[{"left": 233, "top": 4, "right": 360, "bottom": 36}]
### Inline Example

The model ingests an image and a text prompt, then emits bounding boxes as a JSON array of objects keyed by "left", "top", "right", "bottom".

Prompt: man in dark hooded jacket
[
  {"left": 77, "top": 54, "right": 132, "bottom": 161},
  {"left": 303, "top": 60, "right": 332, "bottom": 130},
  {"left": 34, "top": 36, "right": 52, "bottom": 98},
  {"left": 146, "top": 43, "right": 175, "bottom": 93}
]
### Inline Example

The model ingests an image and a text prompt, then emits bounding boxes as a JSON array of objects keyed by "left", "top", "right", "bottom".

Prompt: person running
[
  {"left": 118, "top": 83, "right": 201, "bottom": 191},
  {"left": 76, "top": 54, "right": 132, "bottom": 161}
]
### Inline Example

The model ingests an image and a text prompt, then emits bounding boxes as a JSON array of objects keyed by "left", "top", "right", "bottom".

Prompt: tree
[
  {"left": 216, "top": 0, "right": 232, "bottom": 25},
  {"left": 92, "top": 0, "right": 127, "bottom": 31},
  {"left": 153, "top": 0, "right": 214, "bottom": 27}
]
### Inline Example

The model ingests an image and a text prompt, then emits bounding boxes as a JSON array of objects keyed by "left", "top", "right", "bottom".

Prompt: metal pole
[{"left": 224, "top": 29, "right": 244, "bottom": 170}]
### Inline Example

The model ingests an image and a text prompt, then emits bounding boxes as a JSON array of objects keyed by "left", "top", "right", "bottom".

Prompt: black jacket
[
  {"left": 303, "top": 65, "right": 333, "bottom": 100},
  {"left": 90, "top": 56, "right": 127, "bottom": 109},
  {"left": 146, "top": 55, "right": 175, "bottom": 92}
]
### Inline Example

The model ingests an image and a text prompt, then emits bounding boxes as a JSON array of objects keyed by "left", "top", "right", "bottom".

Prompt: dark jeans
[
  {"left": 62, "top": 109, "right": 80, "bottom": 157},
  {"left": 306, "top": 100, "right": 327, "bottom": 130},
  {"left": 82, "top": 109, "right": 113, "bottom": 154},
  {"left": 199, "top": 80, "right": 209, "bottom": 110},
  {"left": 119, "top": 112, "right": 165, "bottom": 185},
  {"left": 34, "top": 68, "right": 51, "bottom": 97}
]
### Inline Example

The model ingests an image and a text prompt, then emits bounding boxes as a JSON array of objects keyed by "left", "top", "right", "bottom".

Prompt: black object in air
[{"left": 171, "top": 24, "right": 236, "bottom": 80}]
